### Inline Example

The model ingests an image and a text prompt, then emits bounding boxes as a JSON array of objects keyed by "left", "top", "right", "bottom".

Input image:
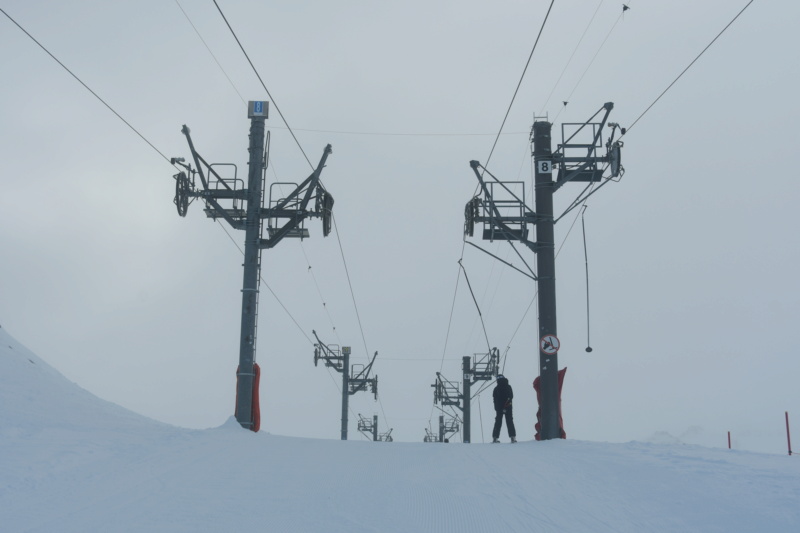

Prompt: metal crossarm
[
  {"left": 349, "top": 351, "right": 379, "bottom": 400},
  {"left": 552, "top": 102, "right": 616, "bottom": 190},
  {"left": 260, "top": 144, "right": 333, "bottom": 249},
  {"left": 466, "top": 161, "right": 539, "bottom": 253},
  {"left": 471, "top": 348, "right": 499, "bottom": 381},
  {"left": 432, "top": 372, "right": 462, "bottom": 409},
  {"left": 313, "top": 330, "right": 345, "bottom": 371}
]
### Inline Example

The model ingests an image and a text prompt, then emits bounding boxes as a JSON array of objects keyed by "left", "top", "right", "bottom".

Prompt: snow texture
[{"left": 2, "top": 325, "right": 799, "bottom": 532}]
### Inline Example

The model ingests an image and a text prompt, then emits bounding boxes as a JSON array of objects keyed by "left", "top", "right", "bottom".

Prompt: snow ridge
[{"left": 2, "top": 326, "right": 799, "bottom": 532}]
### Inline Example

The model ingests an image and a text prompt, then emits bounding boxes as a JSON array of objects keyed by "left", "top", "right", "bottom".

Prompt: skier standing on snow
[{"left": 492, "top": 374, "right": 517, "bottom": 443}]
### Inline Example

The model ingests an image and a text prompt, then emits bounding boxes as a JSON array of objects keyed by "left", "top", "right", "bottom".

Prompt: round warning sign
[{"left": 540, "top": 334, "right": 560, "bottom": 355}]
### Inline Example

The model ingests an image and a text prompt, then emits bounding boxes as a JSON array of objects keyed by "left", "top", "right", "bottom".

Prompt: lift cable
[
  {"left": 302, "top": 247, "right": 342, "bottom": 344},
  {"left": 273, "top": 126, "right": 530, "bottom": 138},
  {"left": 458, "top": 239, "right": 507, "bottom": 354},
  {"left": 472, "top": 379, "right": 495, "bottom": 403},
  {"left": 458, "top": 260, "right": 492, "bottom": 354},
  {"left": 465, "top": 242, "right": 537, "bottom": 282},
  {"left": 214, "top": 220, "right": 314, "bottom": 345},
  {"left": 428, "top": 239, "right": 467, "bottom": 424},
  {"left": 552, "top": 4, "right": 628, "bottom": 123},
  {"left": 213, "top": 0, "right": 314, "bottom": 169},
  {"left": 483, "top": 0, "right": 556, "bottom": 171},
  {"left": 268, "top": 121, "right": 386, "bottom": 435},
  {"left": 379, "top": 357, "right": 464, "bottom": 362},
  {"left": 181, "top": 3, "right": 530, "bottom": 139},
  {"left": 555, "top": 164, "right": 608, "bottom": 224},
  {"left": 623, "top": 0, "right": 755, "bottom": 137},
  {"left": 329, "top": 215, "right": 371, "bottom": 361},
  {"left": 438, "top": 243, "right": 466, "bottom": 376},
  {"left": 220, "top": 218, "right": 359, "bottom": 414},
  {"left": 314, "top": 193, "right": 389, "bottom": 429},
  {"left": 0, "top": 7, "right": 177, "bottom": 168},
  {"left": 0, "top": 5, "right": 338, "bottom": 390},
  {"left": 541, "top": 0, "right": 606, "bottom": 114},
  {"left": 328, "top": 215, "right": 391, "bottom": 429},
  {"left": 0, "top": 1, "right": 324, "bottom": 359},
  {"left": 174, "top": 0, "right": 246, "bottom": 105},
  {"left": 266, "top": 161, "right": 343, "bottom": 345}
]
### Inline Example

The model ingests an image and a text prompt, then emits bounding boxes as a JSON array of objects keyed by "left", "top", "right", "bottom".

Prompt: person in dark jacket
[{"left": 492, "top": 374, "right": 517, "bottom": 443}]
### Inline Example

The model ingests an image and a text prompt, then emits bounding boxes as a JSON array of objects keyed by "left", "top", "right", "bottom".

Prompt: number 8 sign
[{"left": 537, "top": 160, "right": 553, "bottom": 174}]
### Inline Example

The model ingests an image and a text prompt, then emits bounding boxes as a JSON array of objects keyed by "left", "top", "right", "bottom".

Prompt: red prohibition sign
[{"left": 540, "top": 334, "right": 560, "bottom": 355}]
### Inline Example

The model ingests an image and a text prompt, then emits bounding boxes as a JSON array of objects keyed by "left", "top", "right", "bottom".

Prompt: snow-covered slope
[
  {"left": 0, "top": 324, "right": 165, "bottom": 432},
  {"left": 2, "top": 325, "right": 798, "bottom": 532}
]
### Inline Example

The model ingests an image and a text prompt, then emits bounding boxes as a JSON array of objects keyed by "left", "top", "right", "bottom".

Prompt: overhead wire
[
  {"left": 329, "top": 215, "right": 391, "bottom": 429},
  {"left": 212, "top": 0, "right": 314, "bottom": 169},
  {"left": 329, "top": 215, "right": 371, "bottom": 362},
  {"left": 2, "top": 3, "right": 326, "bottom": 358},
  {"left": 428, "top": 240, "right": 466, "bottom": 425},
  {"left": 552, "top": 6, "right": 626, "bottom": 123},
  {"left": 379, "top": 357, "right": 464, "bottom": 362},
  {"left": 483, "top": 0, "right": 556, "bottom": 171},
  {"left": 623, "top": 0, "right": 755, "bottom": 136},
  {"left": 174, "top": 0, "right": 246, "bottom": 105},
  {"left": 214, "top": 220, "right": 314, "bottom": 346},
  {"left": 540, "top": 0, "right": 606, "bottom": 114},
  {"left": 438, "top": 243, "right": 466, "bottom": 375},
  {"left": 0, "top": 4, "right": 337, "bottom": 402},
  {"left": 458, "top": 261, "right": 492, "bottom": 354},
  {"left": 273, "top": 126, "right": 530, "bottom": 138},
  {"left": 219, "top": 180, "right": 354, "bottom": 432},
  {"left": 0, "top": 7, "right": 176, "bottom": 168},
  {"left": 267, "top": 160, "right": 343, "bottom": 345},
  {"left": 205, "top": 0, "right": 531, "bottom": 141},
  {"left": 0, "top": 0, "right": 324, "bottom": 386},
  {"left": 301, "top": 245, "right": 342, "bottom": 343},
  {"left": 10, "top": 3, "right": 332, "bottom": 400}
]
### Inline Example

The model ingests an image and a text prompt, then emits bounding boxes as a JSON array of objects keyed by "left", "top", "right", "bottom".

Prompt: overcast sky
[{"left": 1, "top": 0, "right": 797, "bottom": 449}]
